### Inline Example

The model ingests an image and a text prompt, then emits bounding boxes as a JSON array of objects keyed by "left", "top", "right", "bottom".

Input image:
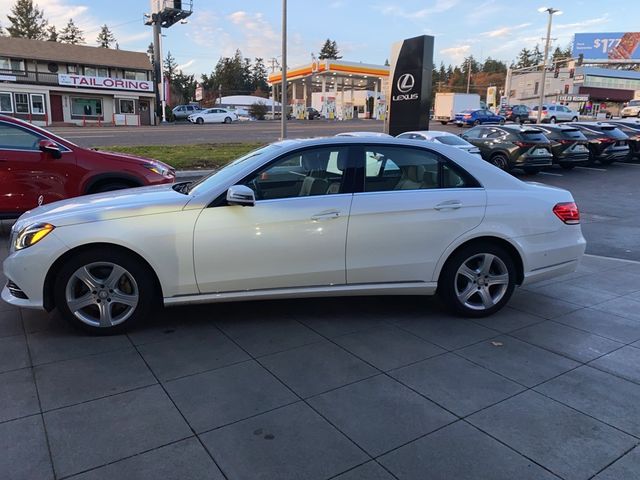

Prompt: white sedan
[
  {"left": 3, "top": 137, "right": 586, "bottom": 334},
  {"left": 188, "top": 108, "right": 238, "bottom": 124},
  {"left": 397, "top": 130, "right": 482, "bottom": 158}
]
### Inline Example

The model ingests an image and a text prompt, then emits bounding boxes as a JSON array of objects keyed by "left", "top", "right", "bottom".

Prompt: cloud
[
  {"left": 481, "top": 23, "right": 532, "bottom": 38},
  {"left": 440, "top": 45, "right": 471, "bottom": 63},
  {"left": 373, "top": 0, "right": 459, "bottom": 19},
  {"left": 177, "top": 59, "right": 195, "bottom": 71},
  {"left": 554, "top": 15, "right": 611, "bottom": 31}
]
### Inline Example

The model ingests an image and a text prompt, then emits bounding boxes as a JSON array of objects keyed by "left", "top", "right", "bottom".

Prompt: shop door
[
  {"left": 139, "top": 100, "right": 151, "bottom": 125},
  {"left": 50, "top": 95, "right": 64, "bottom": 122}
]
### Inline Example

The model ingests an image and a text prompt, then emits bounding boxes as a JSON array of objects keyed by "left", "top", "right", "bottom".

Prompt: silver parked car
[
  {"left": 529, "top": 104, "right": 579, "bottom": 124},
  {"left": 172, "top": 104, "right": 202, "bottom": 120}
]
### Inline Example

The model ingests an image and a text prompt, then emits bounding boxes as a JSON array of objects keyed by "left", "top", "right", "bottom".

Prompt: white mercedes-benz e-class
[{"left": 3, "top": 137, "right": 586, "bottom": 334}]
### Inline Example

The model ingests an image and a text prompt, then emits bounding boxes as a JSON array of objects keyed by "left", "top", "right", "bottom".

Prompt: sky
[{"left": 1, "top": 0, "right": 638, "bottom": 77}]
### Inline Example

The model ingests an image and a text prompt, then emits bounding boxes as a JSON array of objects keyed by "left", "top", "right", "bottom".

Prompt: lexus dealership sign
[
  {"left": 58, "top": 74, "right": 153, "bottom": 92},
  {"left": 386, "top": 35, "right": 434, "bottom": 136}
]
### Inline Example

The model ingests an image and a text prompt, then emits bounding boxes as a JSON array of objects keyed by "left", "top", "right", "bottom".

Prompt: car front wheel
[
  {"left": 224, "top": 117, "right": 232, "bottom": 124},
  {"left": 439, "top": 243, "right": 516, "bottom": 317},
  {"left": 54, "top": 248, "right": 157, "bottom": 334},
  {"left": 196, "top": 117, "right": 204, "bottom": 125}
]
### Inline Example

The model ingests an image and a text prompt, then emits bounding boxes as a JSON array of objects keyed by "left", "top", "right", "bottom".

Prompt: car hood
[
  {"left": 12, "top": 183, "right": 191, "bottom": 230},
  {"left": 92, "top": 149, "right": 173, "bottom": 170}
]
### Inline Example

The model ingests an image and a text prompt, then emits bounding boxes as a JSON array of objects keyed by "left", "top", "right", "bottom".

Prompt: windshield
[
  {"left": 186, "top": 145, "right": 279, "bottom": 195},
  {"left": 628, "top": 100, "right": 640, "bottom": 107},
  {"left": 435, "top": 136, "right": 471, "bottom": 146}
]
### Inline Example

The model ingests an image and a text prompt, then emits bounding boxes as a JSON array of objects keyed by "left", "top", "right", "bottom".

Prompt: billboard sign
[{"left": 573, "top": 33, "right": 640, "bottom": 60}]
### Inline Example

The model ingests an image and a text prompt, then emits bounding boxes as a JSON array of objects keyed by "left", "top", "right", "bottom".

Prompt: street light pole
[
  {"left": 466, "top": 57, "right": 472, "bottom": 94},
  {"left": 281, "top": 0, "right": 287, "bottom": 139},
  {"left": 536, "top": 7, "right": 561, "bottom": 124}
]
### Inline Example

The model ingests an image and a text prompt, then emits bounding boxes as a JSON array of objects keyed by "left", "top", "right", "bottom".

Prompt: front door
[
  {"left": 139, "top": 100, "right": 151, "bottom": 125},
  {"left": 193, "top": 145, "right": 354, "bottom": 293},
  {"left": 346, "top": 144, "right": 486, "bottom": 284},
  {"left": 50, "top": 94, "right": 64, "bottom": 122},
  {"left": 0, "top": 120, "right": 76, "bottom": 216}
]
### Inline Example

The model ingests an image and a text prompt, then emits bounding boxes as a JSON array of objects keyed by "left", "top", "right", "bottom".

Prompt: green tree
[
  {"left": 318, "top": 38, "right": 341, "bottom": 59},
  {"left": 514, "top": 48, "right": 533, "bottom": 68},
  {"left": 251, "top": 58, "right": 269, "bottom": 93},
  {"left": 438, "top": 62, "right": 447, "bottom": 82},
  {"left": 163, "top": 51, "right": 179, "bottom": 79},
  {"left": 46, "top": 24, "right": 57, "bottom": 41},
  {"left": 482, "top": 57, "right": 507, "bottom": 74},
  {"left": 531, "top": 44, "right": 543, "bottom": 65},
  {"left": 96, "top": 24, "right": 116, "bottom": 48},
  {"left": 0, "top": 23, "right": 5, "bottom": 36},
  {"left": 59, "top": 18, "right": 84, "bottom": 44},
  {"left": 249, "top": 101, "right": 268, "bottom": 120},
  {"left": 6, "top": 0, "right": 48, "bottom": 40}
]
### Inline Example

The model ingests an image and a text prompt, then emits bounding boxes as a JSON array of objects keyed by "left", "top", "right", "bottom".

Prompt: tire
[
  {"left": 440, "top": 121, "right": 448, "bottom": 125},
  {"left": 89, "top": 181, "right": 133, "bottom": 194},
  {"left": 54, "top": 248, "right": 158, "bottom": 334},
  {"left": 489, "top": 153, "right": 511, "bottom": 172},
  {"left": 523, "top": 167, "right": 540, "bottom": 175},
  {"left": 499, "top": 119, "right": 505, "bottom": 125},
  {"left": 549, "top": 117, "right": 557, "bottom": 124},
  {"left": 439, "top": 242, "right": 516, "bottom": 317},
  {"left": 473, "top": 120, "right": 480, "bottom": 126},
  {"left": 559, "top": 163, "right": 575, "bottom": 170},
  {"left": 196, "top": 117, "right": 204, "bottom": 125},
  {"left": 571, "top": 116, "right": 578, "bottom": 122},
  {"left": 224, "top": 117, "right": 232, "bottom": 124}
]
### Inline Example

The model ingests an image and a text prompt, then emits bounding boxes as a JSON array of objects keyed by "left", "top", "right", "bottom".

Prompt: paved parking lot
[{"left": 2, "top": 237, "right": 640, "bottom": 479}]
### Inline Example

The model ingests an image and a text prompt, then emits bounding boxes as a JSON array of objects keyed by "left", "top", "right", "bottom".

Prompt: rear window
[
  {"left": 531, "top": 106, "right": 547, "bottom": 111},
  {"left": 520, "top": 131, "right": 547, "bottom": 141},
  {"left": 628, "top": 100, "right": 640, "bottom": 106},
  {"left": 435, "top": 136, "right": 469, "bottom": 146}
]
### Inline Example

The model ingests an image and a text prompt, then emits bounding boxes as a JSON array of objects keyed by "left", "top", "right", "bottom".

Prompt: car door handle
[
  {"left": 311, "top": 210, "right": 341, "bottom": 221},
  {"left": 434, "top": 201, "right": 462, "bottom": 210}
]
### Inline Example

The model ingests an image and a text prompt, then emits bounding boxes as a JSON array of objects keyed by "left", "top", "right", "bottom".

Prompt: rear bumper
[
  {"left": 595, "top": 147, "right": 630, "bottom": 162},
  {"left": 513, "top": 154, "right": 553, "bottom": 167},
  {"left": 553, "top": 152, "right": 590, "bottom": 163}
]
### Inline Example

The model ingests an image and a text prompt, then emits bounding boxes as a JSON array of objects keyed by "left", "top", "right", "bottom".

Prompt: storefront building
[
  {"left": 0, "top": 37, "right": 155, "bottom": 127},
  {"left": 268, "top": 60, "right": 390, "bottom": 120},
  {"left": 506, "top": 66, "right": 640, "bottom": 117}
]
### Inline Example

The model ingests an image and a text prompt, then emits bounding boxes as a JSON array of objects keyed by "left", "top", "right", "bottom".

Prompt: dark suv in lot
[
  {"left": 568, "top": 122, "right": 630, "bottom": 165},
  {"left": 605, "top": 120, "right": 640, "bottom": 160},
  {"left": 461, "top": 125, "right": 552, "bottom": 174},
  {"left": 535, "top": 125, "right": 590, "bottom": 169},
  {"left": 498, "top": 105, "right": 531, "bottom": 123}
]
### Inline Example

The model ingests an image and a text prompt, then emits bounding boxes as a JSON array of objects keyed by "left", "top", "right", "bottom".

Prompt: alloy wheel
[
  {"left": 65, "top": 262, "right": 139, "bottom": 328},
  {"left": 454, "top": 253, "right": 509, "bottom": 311}
]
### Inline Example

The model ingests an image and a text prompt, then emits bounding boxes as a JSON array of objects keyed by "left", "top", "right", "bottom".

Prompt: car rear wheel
[
  {"left": 473, "top": 120, "right": 480, "bottom": 126},
  {"left": 54, "top": 248, "right": 157, "bottom": 334},
  {"left": 489, "top": 153, "right": 511, "bottom": 171},
  {"left": 440, "top": 121, "right": 448, "bottom": 125},
  {"left": 196, "top": 117, "right": 204, "bottom": 125},
  {"left": 224, "top": 117, "right": 232, "bottom": 124},
  {"left": 549, "top": 117, "right": 557, "bottom": 124},
  {"left": 571, "top": 116, "right": 578, "bottom": 122},
  {"left": 439, "top": 243, "right": 516, "bottom": 317},
  {"left": 499, "top": 119, "right": 505, "bottom": 125}
]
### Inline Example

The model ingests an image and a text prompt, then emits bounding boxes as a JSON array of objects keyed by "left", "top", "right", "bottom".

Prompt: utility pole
[
  {"left": 537, "top": 7, "right": 562, "bottom": 123},
  {"left": 281, "top": 0, "right": 287, "bottom": 139},
  {"left": 269, "top": 58, "right": 279, "bottom": 121},
  {"left": 466, "top": 57, "right": 472, "bottom": 94}
]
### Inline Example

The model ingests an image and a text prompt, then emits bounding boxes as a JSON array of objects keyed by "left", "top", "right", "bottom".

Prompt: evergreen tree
[
  {"left": 96, "top": 24, "right": 116, "bottom": 48},
  {"left": 251, "top": 58, "right": 269, "bottom": 93},
  {"left": 384, "top": 58, "right": 390, "bottom": 66},
  {"left": 438, "top": 62, "right": 447, "bottom": 82},
  {"left": 531, "top": 44, "right": 543, "bottom": 65},
  {"left": 163, "top": 51, "right": 178, "bottom": 79},
  {"left": 482, "top": 57, "right": 507, "bottom": 74},
  {"left": 59, "top": 18, "right": 84, "bottom": 44},
  {"left": 46, "top": 24, "right": 57, "bottom": 41},
  {"left": 7, "top": 0, "right": 48, "bottom": 40},
  {"left": 318, "top": 39, "right": 341, "bottom": 59},
  {"left": 515, "top": 48, "right": 533, "bottom": 68}
]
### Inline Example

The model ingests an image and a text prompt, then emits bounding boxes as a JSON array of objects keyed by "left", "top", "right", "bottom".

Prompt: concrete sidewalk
[{"left": 1, "top": 250, "right": 640, "bottom": 479}]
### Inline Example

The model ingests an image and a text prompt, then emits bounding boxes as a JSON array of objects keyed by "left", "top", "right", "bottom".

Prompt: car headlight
[
  {"left": 13, "top": 223, "right": 55, "bottom": 251},
  {"left": 144, "top": 162, "right": 173, "bottom": 176}
]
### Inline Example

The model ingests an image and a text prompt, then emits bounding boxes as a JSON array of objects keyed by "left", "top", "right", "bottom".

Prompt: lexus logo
[{"left": 397, "top": 73, "right": 415, "bottom": 93}]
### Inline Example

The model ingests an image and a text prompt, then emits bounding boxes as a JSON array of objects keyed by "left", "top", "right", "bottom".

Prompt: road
[{"left": 49, "top": 120, "right": 391, "bottom": 147}]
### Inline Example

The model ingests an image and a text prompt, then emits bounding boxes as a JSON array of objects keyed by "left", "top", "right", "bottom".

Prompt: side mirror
[
  {"left": 39, "top": 139, "right": 62, "bottom": 159},
  {"left": 226, "top": 185, "right": 255, "bottom": 207}
]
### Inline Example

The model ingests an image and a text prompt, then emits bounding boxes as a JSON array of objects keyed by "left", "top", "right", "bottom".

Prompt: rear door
[
  {"left": 0, "top": 120, "right": 76, "bottom": 216},
  {"left": 346, "top": 144, "right": 486, "bottom": 284}
]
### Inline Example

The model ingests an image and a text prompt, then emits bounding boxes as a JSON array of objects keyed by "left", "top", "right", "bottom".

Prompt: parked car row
[{"left": 396, "top": 120, "right": 639, "bottom": 175}]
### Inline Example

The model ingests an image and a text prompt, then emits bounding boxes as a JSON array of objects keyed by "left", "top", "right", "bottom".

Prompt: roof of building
[
  {"left": 218, "top": 95, "right": 281, "bottom": 107},
  {"left": 0, "top": 36, "right": 152, "bottom": 71},
  {"left": 268, "top": 60, "right": 389, "bottom": 84},
  {"left": 580, "top": 66, "right": 640, "bottom": 80}
]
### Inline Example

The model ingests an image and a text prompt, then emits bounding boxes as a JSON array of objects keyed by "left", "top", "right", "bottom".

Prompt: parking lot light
[{"left": 536, "top": 7, "right": 562, "bottom": 124}]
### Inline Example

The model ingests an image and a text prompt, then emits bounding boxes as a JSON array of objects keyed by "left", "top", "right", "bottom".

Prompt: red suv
[{"left": 0, "top": 115, "right": 175, "bottom": 219}]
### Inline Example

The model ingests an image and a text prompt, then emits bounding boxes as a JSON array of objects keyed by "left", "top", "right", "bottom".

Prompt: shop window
[
  {"left": 119, "top": 99, "right": 135, "bottom": 114},
  {"left": 67, "top": 64, "right": 79, "bottom": 74},
  {"left": 0, "top": 92, "right": 13, "bottom": 113},
  {"left": 97, "top": 68, "right": 109, "bottom": 77},
  {"left": 71, "top": 98, "right": 103, "bottom": 117},
  {"left": 15, "top": 93, "right": 29, "bottom": 113},
  {"left": 0, "top": 57, "right": 25, "bottom": 73},
  {"left": 30, "top": 94, "right": 45, "bottom": 114},
  {"left": 84, "top": 66, "right": 97, "bottom": 77},
  {"left": 124, "top": 70, "right": 147, "bottom": 81}
]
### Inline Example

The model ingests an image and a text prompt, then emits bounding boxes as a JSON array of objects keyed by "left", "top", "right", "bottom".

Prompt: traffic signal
[{"left": 577, "top": 54, "right": 584, "bottom": 66}]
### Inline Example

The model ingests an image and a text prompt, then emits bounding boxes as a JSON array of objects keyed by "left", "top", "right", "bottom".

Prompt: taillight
[
  {"left": 594, "top": 137, "right": 615, "bottom": 143},
  {"left": 558, "top": 139, "right": 575, "bottom": 145},
  {"left": 463, "top": 114, "right": 471, "bottom": 119},
  {"left": 514, "top": 141, "right": 535, "bottom": 148},
  {"left": 553, "top": 202, "right": 580, "bottom": 225}
]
